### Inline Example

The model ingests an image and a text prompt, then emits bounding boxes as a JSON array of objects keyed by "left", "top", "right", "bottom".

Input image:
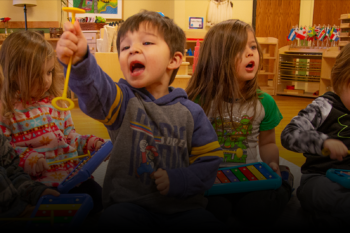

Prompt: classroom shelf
[
  {"left": 256, "top": 37, "right": 278, "bottom": 95},
  {"left": 340, "top": 14, "right": 350, "bottom": 49},
  {"left": 277, "top": 46, "right": 340, "bottom": 97}
]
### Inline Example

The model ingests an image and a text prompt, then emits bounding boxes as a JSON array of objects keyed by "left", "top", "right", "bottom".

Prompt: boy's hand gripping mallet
[{"left": 52, "top": 7, "right": 85, "bottom": 111}]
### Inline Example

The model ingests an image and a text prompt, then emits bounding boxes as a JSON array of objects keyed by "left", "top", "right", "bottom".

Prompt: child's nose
[
  {"left": 130, "top": 45, "right": 141, "bottom": 54},
  {"left": 246, "top": 51, "right": 253, "bottom": 57}
]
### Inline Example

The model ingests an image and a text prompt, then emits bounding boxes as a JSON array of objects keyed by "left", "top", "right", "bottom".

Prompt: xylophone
[
  {"left": 28, "top": 194, "right": 93, "bottom": 228},
  {"left": 205, "top": 162, "right": 282, "bottom": 196},
  {"left": 326, "top": 168, "right": 350, "bottom": 189},
  {"left": 57, "top": 141, "right": 113, "bottom": 193}
]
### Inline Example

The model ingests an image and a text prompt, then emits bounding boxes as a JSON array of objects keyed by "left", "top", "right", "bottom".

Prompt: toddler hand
[
  {"left": 35, "top": 158, "right": 49, "bottom": 175},
  {"left": 154, "top": 168, "right": 170, "bottom": 195},
  {"left": 323, "top": 139, "right": 348, "bottom": 161},
  {"left": 94, "top": 140, "right": 104, "bottom": 152},
  {"left": 269, "top": 162, "right": 281, "bottom": 177},
  {"left": 41, "top": 188, "right": 60, "bottom": 197},
  {"left": 56, "top": 21, "right": 87, "bottom": 66}
]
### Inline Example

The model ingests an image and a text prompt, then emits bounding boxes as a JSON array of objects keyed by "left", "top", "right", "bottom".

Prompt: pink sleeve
[
  {"left": 0, "top": 124, "right": 44, "bottom": 176},
  {"left": 63, "top": 110, "right": 105, "bottom": 154}
]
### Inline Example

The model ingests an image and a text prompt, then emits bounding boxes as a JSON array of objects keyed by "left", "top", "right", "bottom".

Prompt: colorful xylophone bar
[
  {"left": 205, "top": 162, "right": 282, "bottom": 196},
  {"left": 28, "top": 194, "right": 93, "bottom": 228}
]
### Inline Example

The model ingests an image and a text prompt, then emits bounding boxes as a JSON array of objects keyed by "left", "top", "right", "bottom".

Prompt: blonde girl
[
  {"left": 186, "top": 19, "right": 292, "bottom": 227},
  {"left": 0, "top": 31, "right": 103, "bottom": 215}
]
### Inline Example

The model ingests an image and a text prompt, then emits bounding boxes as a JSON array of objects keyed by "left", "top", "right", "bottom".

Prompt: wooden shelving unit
[
  {"left": 184, "top": 30, "right": 206, "bottom": 76},
  {"left": 340, "top": 14, "right": 350, "bottom": 49},
  {"left": 257, "top": 37, "right": 278, "bottom": 96},
  {"left": 319, "top": 48, "right": 340, "bottom": 95},
  {"left": 277, "top": 46, "right": 340, "bottom": 98}
]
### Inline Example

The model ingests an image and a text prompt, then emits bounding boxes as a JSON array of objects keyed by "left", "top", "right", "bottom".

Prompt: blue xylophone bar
[{"left": 205, "top": 162, "right": 282, "bottom": 196}]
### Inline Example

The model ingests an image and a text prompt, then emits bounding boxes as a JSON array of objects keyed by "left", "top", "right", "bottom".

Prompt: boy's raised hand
[
  {"left": 56, "top": 21, "right": 87, "bottom": 66},
  {"left": 323, "top": 139, "right": 348, "bottom": 161},
  {"left": 154, "top": 168, "right": 169, "bottom": 195}
]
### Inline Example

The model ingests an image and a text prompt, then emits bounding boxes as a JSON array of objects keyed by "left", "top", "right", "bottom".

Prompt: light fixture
[{"left": 13, "top": 0, "right": 37, "bottom": 31}]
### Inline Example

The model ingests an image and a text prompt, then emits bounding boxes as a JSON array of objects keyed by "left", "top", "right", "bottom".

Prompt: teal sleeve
[{"left": 259, "top": 91, "right": 283, "bottom": 131}]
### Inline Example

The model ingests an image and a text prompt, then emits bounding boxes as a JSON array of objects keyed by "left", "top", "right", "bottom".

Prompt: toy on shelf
[
  {"left": 326, "top": 168, "right": 350, "bottom": 189},
  {"left": 28, "top": 194, "right": 93, "bottom": 228},
  {"left": 205, "top": 162, "right": 282, "bottom": 196},
  {"left": 57, "top": 141, "right": 113, "bottom": 193},
  {"left": 52, "top": 7, "right": 85, "bottom": 111},
  {"left": 1, "top": 17, "right": 11, "bottom": 37},
  {"left": 187, "top": 48, "right": 193, "bottom": 56},
  {"left": 192, "top": 40, "right": 201, "bottom": 74}
]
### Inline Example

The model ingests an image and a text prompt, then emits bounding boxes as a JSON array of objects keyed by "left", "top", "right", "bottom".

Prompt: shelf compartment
[
  {"left": 341, "top": 22, "right": 350, "bottom": 28},
  {"left": 280, "top": 75, "right": 320, "bottom": 82},
  {"left": 258, "top": 72, "right": 275, "bottom": 75},
  {"left": 339, "top": 41, "right": 350, "bottom": 46},
  {"left": 340, "top": 14, "right": 350, "bottom": 19},
  {"left": 279, "top": 66, "right": 321, "bottom": 72},
  {"left": 276, "top": 91, "right": 317, "bottom": 98}
]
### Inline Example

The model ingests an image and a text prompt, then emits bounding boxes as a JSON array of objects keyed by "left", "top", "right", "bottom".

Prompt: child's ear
[{"left": 167, "top": 52, "right": 183, "bottom": 70}]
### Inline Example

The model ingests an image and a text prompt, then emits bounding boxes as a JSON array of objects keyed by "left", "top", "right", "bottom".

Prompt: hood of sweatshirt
[{"left": 321, "top": 91, "right": 350, "bottom": 113}]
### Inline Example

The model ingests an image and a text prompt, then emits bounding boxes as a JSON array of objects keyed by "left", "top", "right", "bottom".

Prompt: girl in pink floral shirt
[{"left": 0, "top": 31, "right": 104, "bottom": 215}]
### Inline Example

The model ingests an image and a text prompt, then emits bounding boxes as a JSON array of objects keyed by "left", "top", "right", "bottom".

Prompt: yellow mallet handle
[
  {"left": 47, "top": 151, "right": 91, "bottom": 165},
  {"left": 322, "top": 148, "right": 350, "bottom": 156},
  {"left": 52, "top": 7, "right": 85, "bottom": 111}
]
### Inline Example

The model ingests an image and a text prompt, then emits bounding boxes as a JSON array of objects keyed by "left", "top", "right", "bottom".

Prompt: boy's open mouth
[{"left": 130, "top": 61, "right": 145, "bottom": 74}]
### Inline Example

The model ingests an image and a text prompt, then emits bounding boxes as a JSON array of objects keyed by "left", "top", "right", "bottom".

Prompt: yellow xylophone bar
[{"left": 246, "top": 165, "right": 267, "bottom": 180}]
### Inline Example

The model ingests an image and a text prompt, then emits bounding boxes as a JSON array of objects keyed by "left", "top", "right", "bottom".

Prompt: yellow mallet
[
  {"left": 322, "top": 148, "right": 350, "bottom": 156},
  {"left": 52, "top": 7, "right": 85, "bottom": 111}
]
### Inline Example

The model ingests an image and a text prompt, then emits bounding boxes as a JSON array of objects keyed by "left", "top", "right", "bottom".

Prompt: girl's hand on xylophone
[
  {"left": 268, "top": 161, "right": 281, "bottom": 177},
  {"left": 41, "top": 188, "right": 60, "bottom": 197},
  {"left": 94, "top": 141, "right": 104, "bottom": 152}
]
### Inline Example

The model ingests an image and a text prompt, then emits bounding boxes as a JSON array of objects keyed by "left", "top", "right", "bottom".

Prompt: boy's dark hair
[
  {"left": 116, "top": 10, "right": 186, "bottom": 85},
  {"left": 331, "top": 43, "right": 350, "bottom": 95}
]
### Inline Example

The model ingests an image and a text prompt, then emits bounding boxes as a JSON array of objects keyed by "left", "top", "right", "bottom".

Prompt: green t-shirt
[{"left": 196, "top": 90, "right": 283, "bottom": 166}]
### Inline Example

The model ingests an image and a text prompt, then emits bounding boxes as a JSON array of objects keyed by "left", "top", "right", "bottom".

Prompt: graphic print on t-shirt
[
  {"left": 129, "top": 108, "right": 188, "bottom": 184},
  {"left": 211, "top": 114, "right": 252, "bottom": 164}
]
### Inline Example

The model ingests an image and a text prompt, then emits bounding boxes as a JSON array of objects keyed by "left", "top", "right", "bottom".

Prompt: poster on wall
[
  {"left": 189, "top": 17, "right": 204, "bottom": 29},
  {"left": 69, "top": 0, "right": 122, "bottom": 19}
]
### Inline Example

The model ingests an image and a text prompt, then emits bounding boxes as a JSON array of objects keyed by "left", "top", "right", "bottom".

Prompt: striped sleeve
[{"left": 166, "top": 102, "right": 223, "bottom": 198}]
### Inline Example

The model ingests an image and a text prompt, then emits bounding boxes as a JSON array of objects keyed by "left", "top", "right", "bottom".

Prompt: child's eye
[
  {"left": 121, "top": 46, "right": 130, "bottom": 51},
  {"left": 251, "top": 45, "right": 257, "bottom": 50},
  {"left": 143, "top": 42, "right": 153, "bottom": 45}
]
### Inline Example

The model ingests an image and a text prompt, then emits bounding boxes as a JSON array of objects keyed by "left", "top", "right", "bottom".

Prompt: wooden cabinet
[
  {"left": 340, "top": 14, "right": 350, "bottom": 49},
  {"left": 82, "top": 30, "right": 100, "bottom": 56},
  {"left": 256, "top": 37, "right": 278, "bottom": 96},
  {"left": 319, "top": 48, "right": 340, "bottom": 95},
  {"left": 277, "top": 46, "right": 340, "bottom": 97}
]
